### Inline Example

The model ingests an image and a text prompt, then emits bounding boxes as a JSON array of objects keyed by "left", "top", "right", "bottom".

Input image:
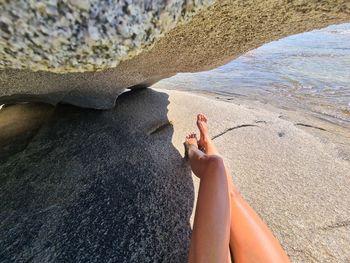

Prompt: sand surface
[
  {"left": 165, "top": 89, "right": 350, "bottom": 263},
  {"left": 1, "top": 88, "right": 349, "bottom": 262}
]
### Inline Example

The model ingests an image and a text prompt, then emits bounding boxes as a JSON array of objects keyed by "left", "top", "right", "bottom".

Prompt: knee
[{"left": 206, "top": 155, "right": 225, "bottom": 171}]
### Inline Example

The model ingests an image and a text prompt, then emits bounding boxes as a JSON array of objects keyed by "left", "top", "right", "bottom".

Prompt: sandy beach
[
  {"left": 165, "top": 89, "right": 350, "bottom": 262},
  {"left": 0, "top": 88, "right": 349, "bottom": 262}
]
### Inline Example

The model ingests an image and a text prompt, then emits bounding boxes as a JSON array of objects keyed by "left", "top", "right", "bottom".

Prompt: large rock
[
  {"left": 0, "top": 0, "right": 213, "bottom": 72},
  {"left": 1, "top": 89, "right": 350, "bottom": 262},
  {"left": 0, "top": 89, "right": 194, "bottom": 263},
  {"left": 0, "top": 0, "right": 349, "bottom": 108}
]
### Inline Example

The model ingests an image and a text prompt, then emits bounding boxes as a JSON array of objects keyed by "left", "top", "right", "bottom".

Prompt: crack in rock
[
  {"left": 255, "top": 120, "right": 267, "bottom": 124},
  {"left": 148, "top": 121, "right": 173, "bottom": 135},
  {"left": 295, "top": 123, "right": 326, "bottom": 131},
  {"left": 319, "top": 220, "right": 350, "bottom": 231},
  {"left": 212, "top": 124, "right": 259, "bottom": 140}
]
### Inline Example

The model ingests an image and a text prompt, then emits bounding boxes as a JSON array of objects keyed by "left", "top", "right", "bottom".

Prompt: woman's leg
[
  {"left": 228, "top": 189, "right": 291, "bottom": 263},
  {"left": 185, "top": 133, "right": 231, "bottom": 263},
  {"left": 196, "top": 114, "right": 290, "bottom": 263}
]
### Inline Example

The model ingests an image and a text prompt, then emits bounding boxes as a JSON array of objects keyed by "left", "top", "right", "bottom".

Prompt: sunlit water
[{"left": 153, "top": 23, "right": 350, "bottom": 126}]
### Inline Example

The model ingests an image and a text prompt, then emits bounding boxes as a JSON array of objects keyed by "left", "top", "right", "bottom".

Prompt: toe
[{"left": 199, "top": 114, "right": 203, "bottom": 120}]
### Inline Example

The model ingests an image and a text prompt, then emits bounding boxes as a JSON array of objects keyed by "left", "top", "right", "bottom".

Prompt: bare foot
[
  {"left": 184, "top": 132, "right": 198, "bottom": 158},
  {"left": 197, "top": 114, "right": 210, "bottom": 152}
]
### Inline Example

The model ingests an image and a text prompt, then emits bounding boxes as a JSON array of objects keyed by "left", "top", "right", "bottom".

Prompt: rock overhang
[
  {"left": 0, "top": 0, "right": 349, "bottom": 109},
  {"left": 0, "top": 0, "right": 213, "bottom": 72}
]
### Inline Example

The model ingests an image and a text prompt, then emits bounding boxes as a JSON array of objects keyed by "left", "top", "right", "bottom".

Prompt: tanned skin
[{"left": 186, "top": 114, "right": 291, "bottom": 263}]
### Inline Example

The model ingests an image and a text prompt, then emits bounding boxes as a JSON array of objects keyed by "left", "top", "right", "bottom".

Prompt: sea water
[{"left": 153, "top": 23, "right": 350, "bottom": 126}]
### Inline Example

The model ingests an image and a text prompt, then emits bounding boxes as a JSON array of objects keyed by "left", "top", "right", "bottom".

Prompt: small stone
[
  {"left": 32, "top": 54, "right": 42, "bottom": 62},
  {"left": 69, "top": 0, "right": 90, "bottom": 11},
  {"left": 0, "top": 15, "right": 12, "bottom": 26},
  {"left": 35, "top": 2, "right": 47, "bottom": 14},
  {"left": 46, "top": 5, "right": 59, "bottom": 16},
  {"left": 117, "top": 24, "right": 131, "bottom": 38},
  {"left": 88, "top": 24, "right": 100, "bottom": 41}
]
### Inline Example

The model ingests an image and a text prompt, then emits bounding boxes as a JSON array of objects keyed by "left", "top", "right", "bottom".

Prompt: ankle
[
  {"left": 202, "top": 137, "right": 213, "bottom": 148},
  {"left": 187, "top": 143, "right": 198, "bottom": 152}
]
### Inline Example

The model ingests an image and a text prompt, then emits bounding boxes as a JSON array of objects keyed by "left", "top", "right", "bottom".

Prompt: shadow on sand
[{"left": 0, "top": 89, "right": 194, "bottom": 262}]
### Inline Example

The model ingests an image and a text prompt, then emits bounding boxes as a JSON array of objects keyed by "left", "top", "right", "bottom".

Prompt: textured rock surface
[
  {"left": 0, "top": 103, "right": 54, "bottom": 160},
  {"left": 1, "top": 0, "right": 349, "bottom": 108},
  {"left": 0, "top": 89, "right": 193, "bottom": 263},
  {"left": 0, "top": 0, "right": 213, "bottom": 72},
  {"left": 1, "top": 89, "right": 350, "bottom": 262}
]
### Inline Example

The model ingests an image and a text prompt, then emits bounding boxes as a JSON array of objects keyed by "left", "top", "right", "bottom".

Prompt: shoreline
[
  {"left": 157, "top": 87, "right": 350, "bottom": 161},
  {"left": 155, "top": 86, "right": 350, "bottom": 128}
]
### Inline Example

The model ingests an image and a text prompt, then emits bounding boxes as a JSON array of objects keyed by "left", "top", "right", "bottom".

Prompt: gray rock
[
  {"left": 0, "top": 89, "right": 194, "bottom": 263},
  {"left": 1, "top": 0, "right": 349, "bottom": 109},
  {"left": 0, "top": 0, "right": 212, "bottom": 72}
]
